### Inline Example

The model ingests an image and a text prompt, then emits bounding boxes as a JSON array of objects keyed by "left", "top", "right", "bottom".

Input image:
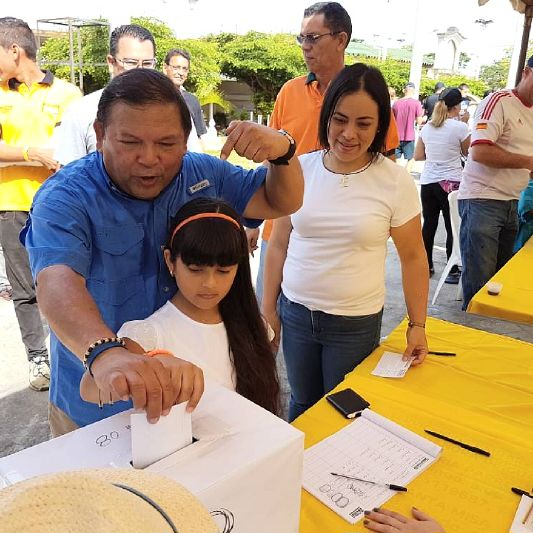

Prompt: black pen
[
  {"left": 428, "top": 351, "right": 456, "bottom": 356},
  {"left": 424, "top": 430, "right": 491, "bottom": 456},
  {"left": 330, "top": 472, "right": 407, "bottom": 492},
  {"left": 512, "top": 487, "right": 533, "bottom": 498}
]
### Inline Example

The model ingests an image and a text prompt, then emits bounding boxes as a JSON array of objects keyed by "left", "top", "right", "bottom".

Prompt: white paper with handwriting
[
  {"left": 303, "top": 410, "right": 441, "bottom": 524},
  {"left": 131, "top": 403, "right": 192, "bottom": 469},
  {"left": 371, "top": 351, "right": 412, "bottom": 378}
]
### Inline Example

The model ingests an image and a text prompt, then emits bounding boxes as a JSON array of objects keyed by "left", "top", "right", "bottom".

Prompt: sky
[{"left": 9, "top": 0, "right": 525, "bottom": 67}]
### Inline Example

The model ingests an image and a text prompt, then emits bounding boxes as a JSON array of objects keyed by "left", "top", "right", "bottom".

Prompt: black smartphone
[{"left": 326, "top": 388, "right": 370, "bottom": 419}]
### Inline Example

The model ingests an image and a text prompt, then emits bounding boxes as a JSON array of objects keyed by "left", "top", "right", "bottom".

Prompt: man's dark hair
[
  {"left": 164, "top": 48, "right": 191, "bottom": 65},
  {"left": 458, "top": 83, "right": 469, "bottom": 91},
  {"left": 318, "top": 63, "right": 390, "bottom": 155},
  {"left": 96, "top": 69, "right": 192, "bottom": 138},
  {"left": 303, "top": 2, "right": 352, "bottom": 46},
  {"left": 0, "top": 17, "right": 37, "bottom": 61},
  {"left": 109, "top": 24, "right": 155, "bottom": 57}
]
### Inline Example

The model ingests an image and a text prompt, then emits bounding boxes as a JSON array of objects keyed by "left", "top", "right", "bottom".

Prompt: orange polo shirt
[{"left": 263, "top": 73, "right": 399, "bottom": 241}]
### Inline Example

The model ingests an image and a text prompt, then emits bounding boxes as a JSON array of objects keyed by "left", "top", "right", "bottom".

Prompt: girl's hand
[
  {"left": 264, "top": 309, "right": 281, "bottom": 352},
  {"left": 364, "top": 507, "right": 444, "bottom": 533},
  {"left": 404, "top": 325, "right": 428, "bottom": 365},
  {"left": 153, "top": 355, "right": 204, "bottom": 414}
]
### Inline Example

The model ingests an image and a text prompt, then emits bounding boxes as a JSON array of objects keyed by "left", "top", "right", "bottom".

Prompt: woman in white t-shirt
[
  {"left": 263, "top": 64, "right": 429, "bottom": 422},
  {"left": 414, "top": 88, "right": 470, "bottom": 282}
]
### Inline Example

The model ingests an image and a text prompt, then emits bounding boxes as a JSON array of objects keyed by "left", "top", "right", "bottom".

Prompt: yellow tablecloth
[
  {"left": 293, "top": 317, "right": 533, "bottom": 533},
  {"left": 468, "top": 236, "right": 533, "bottom": 324}
]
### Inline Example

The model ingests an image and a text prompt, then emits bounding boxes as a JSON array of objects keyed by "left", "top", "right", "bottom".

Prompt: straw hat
[{"left": 0, "top": 468, "right": 219, "bottom": 533}]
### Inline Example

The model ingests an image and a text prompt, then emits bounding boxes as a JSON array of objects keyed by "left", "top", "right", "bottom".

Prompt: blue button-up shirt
[{"left": 24, "top": 150, "right": 266, "bottom": 426}]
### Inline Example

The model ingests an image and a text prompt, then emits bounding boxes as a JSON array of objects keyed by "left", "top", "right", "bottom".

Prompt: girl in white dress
[{"left": 81, "top": 197, "right": 279, "bottom": 414}]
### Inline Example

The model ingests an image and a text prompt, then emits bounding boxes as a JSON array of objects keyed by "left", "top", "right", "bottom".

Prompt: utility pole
[{"left": 408, "top": 0, "right": 425, "bottom": 98}]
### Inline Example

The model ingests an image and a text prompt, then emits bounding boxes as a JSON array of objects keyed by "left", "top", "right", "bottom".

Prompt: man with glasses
[
  {"left": 458, "top": 55, "right": 533, "bottom": 308},
  {"left": 250, "top": 1, "right": 400, "bottom": 303},
  {"left": 163, "top": 49, "right": 207, "bottom": 143},
  {"left": 55, "top": 24, "right": 200, "bottom": 165}
]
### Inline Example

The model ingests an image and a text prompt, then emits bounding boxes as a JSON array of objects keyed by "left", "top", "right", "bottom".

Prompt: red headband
[{"left": 170, "top": 212, "right": 242, "bottom": 246}]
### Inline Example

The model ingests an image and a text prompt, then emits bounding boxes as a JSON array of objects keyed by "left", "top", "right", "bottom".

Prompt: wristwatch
[{"left": 268, "top": 129, "right": 297, "bottom": 165}]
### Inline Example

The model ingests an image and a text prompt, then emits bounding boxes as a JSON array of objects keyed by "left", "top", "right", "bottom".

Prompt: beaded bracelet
[{"left": 83, "top": 337, "right": 125, "bottom": 376}]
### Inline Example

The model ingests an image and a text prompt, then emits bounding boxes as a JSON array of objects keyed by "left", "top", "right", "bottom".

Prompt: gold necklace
[{"left": 322, "top": 151, "right": 373, "bottom": 187}]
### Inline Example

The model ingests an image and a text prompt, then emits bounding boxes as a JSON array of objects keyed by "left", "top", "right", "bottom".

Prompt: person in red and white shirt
[{"left": 458, "top": 55, "right": 533, "bottom": 308}]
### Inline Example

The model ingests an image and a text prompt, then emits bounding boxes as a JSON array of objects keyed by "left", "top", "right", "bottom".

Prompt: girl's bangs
[{"left": 173, "top": 218, "right": 246, "bottom": 266}]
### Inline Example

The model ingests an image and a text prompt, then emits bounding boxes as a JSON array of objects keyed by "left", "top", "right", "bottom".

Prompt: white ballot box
[{"left": 0, "top": 383, "right": 304, "bottom": 533}]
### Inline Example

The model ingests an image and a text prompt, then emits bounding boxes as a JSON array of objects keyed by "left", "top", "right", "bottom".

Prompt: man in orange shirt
[{"left": 251, "top": 2, "right": 399, "bottom": 302}]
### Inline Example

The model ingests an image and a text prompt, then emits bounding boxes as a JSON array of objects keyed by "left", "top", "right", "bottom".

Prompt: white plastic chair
[{"left": 431, "top": 190, "right": 462, "bottom": 305}]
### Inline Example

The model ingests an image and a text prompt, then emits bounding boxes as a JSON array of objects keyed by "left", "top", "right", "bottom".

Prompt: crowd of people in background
[{"left": 2, "top": 1, "right": 533, "bottom": 530}]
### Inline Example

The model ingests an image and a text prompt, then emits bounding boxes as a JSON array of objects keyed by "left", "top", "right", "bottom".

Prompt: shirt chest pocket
[
  {"left": 92, "top": 223, "right": 145, "bottom": 282},
  {"left": 0, "top": 105, "right": 14, "bottom": 124},
  {"left": 41, "top": 102, "right": 61, "bottom": 125}
]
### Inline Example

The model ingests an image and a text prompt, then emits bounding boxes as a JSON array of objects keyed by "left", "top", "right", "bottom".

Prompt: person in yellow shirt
[{"left": 0, "top": 17, "right": 80, "bottom": 391}]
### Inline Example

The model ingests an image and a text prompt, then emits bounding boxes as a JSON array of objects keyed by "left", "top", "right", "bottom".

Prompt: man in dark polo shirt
[{"left": 163, "top": 49, "right": 207, "bottom": 144}]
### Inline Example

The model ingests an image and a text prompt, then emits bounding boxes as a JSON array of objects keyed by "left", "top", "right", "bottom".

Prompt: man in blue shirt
[{"left": 24, "top": 69, "right": 302, "bottom": 435}]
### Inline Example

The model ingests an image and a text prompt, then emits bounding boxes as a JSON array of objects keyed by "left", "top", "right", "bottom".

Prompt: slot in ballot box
[{"left": 0, "top": 383, "right": 304, "bottom": 533}]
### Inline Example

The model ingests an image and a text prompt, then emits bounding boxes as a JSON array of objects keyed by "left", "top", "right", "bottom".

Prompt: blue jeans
[
  {"left": 279, "top": 293, "right": 382, "bottom": 422},
  {"left": 459, "top": 198, "right": 518, "bottom": 309}
]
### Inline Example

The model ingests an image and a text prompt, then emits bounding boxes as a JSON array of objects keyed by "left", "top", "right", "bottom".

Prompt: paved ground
[{"left": 2, "top": 170, "right": 532, "bottom": 458}]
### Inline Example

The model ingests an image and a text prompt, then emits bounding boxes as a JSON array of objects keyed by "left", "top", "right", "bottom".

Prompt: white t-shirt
[
  {"left": 419, "top": 119, "right": 469, "bottom": 184},
  {"left": 282, "top": 151, "right": 421, "bottom": 316},
  {"left": 117, "top": 301, "right": 235, "bottom": 390},
  {"left": 54, "top": 89, "right": 201, "bottom": 166},
  {"left": 458, "top": 89, "right": 533, "bottom": 201}
]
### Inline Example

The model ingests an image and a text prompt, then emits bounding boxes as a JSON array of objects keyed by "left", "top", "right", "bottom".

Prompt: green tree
[
  {"left": 39, "top": 21, "right": 109, "bottom": 93},
  {"left": 132, "top": 17, "right": 227, "bottom": 108},
  {"left": 419, "top": 75, "right": 487, "bottom": 99},
  {"left": 479, "top": 43, "right": 533, "bottom": 91},
  {"left": 479, "top": 49, "right": 512, "bottom": 90},
  {"left": 218, "top": 32, "right": 306, "bottom": 114},
  {"left": 348, "top": 55, "right": 411, "bottom": 94},
  {"left": 459, "top": 52, "right": 471, "bottom": 70}
]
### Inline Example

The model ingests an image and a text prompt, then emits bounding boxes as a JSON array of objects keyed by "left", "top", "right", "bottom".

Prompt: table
[
  {"left": 468, "top": 236, "right": 533, "bottom": 324},
  {"left": 293, "top": 317, "right": 533, "bottom": 533}
]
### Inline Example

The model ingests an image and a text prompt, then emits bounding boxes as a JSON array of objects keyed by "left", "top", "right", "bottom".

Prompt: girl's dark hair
[
  {"left": 318, "top": 63, "right": 391, "bottom": 155},
  {"left": 166, "top": 197, "right": 280, "bottom": 415}
]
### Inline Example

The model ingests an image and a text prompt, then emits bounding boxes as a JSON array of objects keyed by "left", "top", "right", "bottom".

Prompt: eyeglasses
[
  {"left": 296, "top": 32, "right": 340, "bottom": 45},
  {"left": 165, "top": 64, "right": 189, "bottom": 74},
  {"left": 114, "top": 57, "right": 157, "bottom": 70}
]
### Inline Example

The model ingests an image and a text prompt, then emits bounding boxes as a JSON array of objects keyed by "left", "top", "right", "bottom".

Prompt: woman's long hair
[
  {"left": 430, "top": 100, "right": 449, "bottom": 128},
  {"left": 166, "top": 197, "right": 280, "bottom": 415}
]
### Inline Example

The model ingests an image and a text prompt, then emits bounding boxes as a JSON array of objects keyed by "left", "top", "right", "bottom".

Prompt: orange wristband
[{"left": 145, "top": 349, "right": 174, "bottom": 358}]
